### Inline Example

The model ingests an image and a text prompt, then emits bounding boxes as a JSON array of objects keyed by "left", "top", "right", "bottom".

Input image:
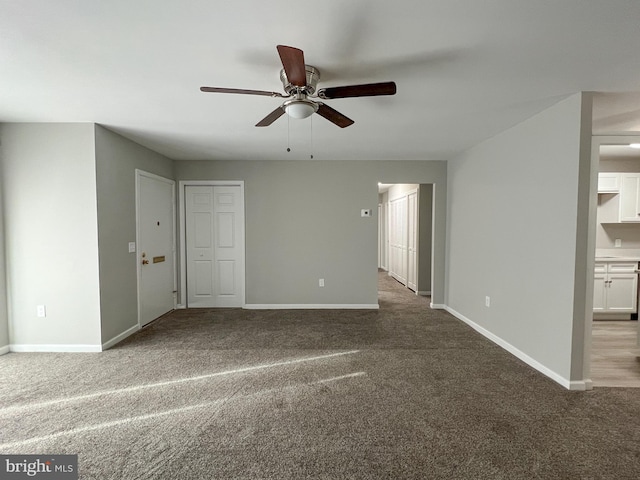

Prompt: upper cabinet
[
  {"left": 619, "top": 173, "right": 640, "bottom": 222},
  {"left": 598, "top": 173, "right": 621, "bottom": 193},
  {"left": 597, "top": 172, "right": 640, "bottom": 223}
]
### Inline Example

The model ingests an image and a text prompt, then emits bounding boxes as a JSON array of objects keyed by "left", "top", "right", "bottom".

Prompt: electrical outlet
[
  {"left": 36, "top": 305, "right": 46, "bottom": 318},
  {"left": 361, "top": 209, "right": 372, "bottom": 217},
  {"left": 485, "top": 296, "right": 491, "bottom": 308},
  {"left": 319, "top": 278, "right": 325, "bottom": 287},
  {"left": 615, "top": 238, "right": 622, "bottom": 248}
]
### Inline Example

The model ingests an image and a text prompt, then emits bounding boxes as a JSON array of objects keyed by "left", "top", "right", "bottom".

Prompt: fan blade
[
  {"left": 256, "top": 106, "right": 285, "bottom": 127},
  {"left": 277, "top": 45, "right": 307, "bottom": 87},
  {"left": 200, "top": 86, "right": 287, "bottom": 98},
  {"left": 316, "top": 103, "right": 354, "bottom": 128},
  {"left": 317, "top": 81, "right": 396, "bottom": 99}
]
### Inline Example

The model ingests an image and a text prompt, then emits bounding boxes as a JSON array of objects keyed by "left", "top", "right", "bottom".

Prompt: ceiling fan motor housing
[{"left": 280, "top": 65, "right": 320, "bottom": 95}]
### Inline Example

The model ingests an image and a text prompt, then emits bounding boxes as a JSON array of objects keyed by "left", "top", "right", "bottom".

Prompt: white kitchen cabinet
[
  {"left": 593, "top": 261, "right": 638, "bottom": 314},
  {"left": 619, "top": 173, "right": 640, "bottom": 222},
  {"left": 593, "top": 272, "right": 607, "bottom": 311},
  {"left": 598, "top": 173, "right": 620, "bottom": 193},
  {"left": 607, "top": 274, "right": 638, "bottom": 311}
]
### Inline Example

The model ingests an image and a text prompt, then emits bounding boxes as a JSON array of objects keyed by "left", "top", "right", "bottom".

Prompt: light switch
[{"left": 128, "top": 242, "right": 136, "bottom": 253}]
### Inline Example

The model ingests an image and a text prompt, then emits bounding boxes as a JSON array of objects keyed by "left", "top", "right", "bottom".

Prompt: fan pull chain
[
  {"left": 310, "top": 115, "right": 314, "bottom": 159},
  {"left": 286, "top": 114, "right": 291, "bottom": 152}
]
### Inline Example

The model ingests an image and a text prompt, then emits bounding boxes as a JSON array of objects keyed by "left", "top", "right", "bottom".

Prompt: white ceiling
[{"left": 2, "top": 0, "right": 640, "bottom": 161}]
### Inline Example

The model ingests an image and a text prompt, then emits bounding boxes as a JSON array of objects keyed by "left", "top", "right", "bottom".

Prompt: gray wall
[
  {"left": 418, "top": 184, "right": 433, "bottom": 294},
  {"left": 0, "top": 123, "right": 102, "bottom": 348},
  {"left": 94, "top": 125, "right": 175, "bottom": 344},
  {"left": 175, "top": 160, "right": 446, "bottom": 307},
  {"left": 446, "top": 93, "right": 591, "bottom": 386},
  {"left": 0, "top": 124, "right": 445, "bottom": 347}
]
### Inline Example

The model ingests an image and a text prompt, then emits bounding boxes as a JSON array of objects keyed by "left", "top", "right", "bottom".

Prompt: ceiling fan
[{"left": 200, "top": 45, "right": 397, "bottom": 128}]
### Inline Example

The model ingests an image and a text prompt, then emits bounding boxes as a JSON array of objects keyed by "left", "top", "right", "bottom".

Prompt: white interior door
[
  {"left": 407, "top": 191, "right": 418, "bottom": 292},
  {"left": 136, "top": 171, "right": 176, "bottom": 326},
  {"left": 389, "top": 196, "right": 408, "bottom": 285},
  {"left": 186, "top": 185, "right": 244, "bottom": 307}
]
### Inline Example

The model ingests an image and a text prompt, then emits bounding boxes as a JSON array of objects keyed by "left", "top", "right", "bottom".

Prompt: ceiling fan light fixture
[
  {"left": 629, "top": 143, "right": 640, "bottom": 149},
  {"left": 284, "top": 99, "right": 318, "bottom": 119}
]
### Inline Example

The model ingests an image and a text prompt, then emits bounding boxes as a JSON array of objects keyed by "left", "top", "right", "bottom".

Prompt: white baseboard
[
  {"left": 444, "top": 305, "right": 586, "bottom": 391},
  {"left": 176, "top": 304, "right": 186, "bottom": 309},
  {"left": 593, "top": 313, "right": 631, "bottom": 320},
  {"left": 418, "top": 291, "right": 431, "bottom": 296},
  {"left": 102, "top": 324, "right": 140, "bottom": 350},
  {"left": 244, "top": 304, "right": 380, "bottom": 310},
  {"left": 569, "top": 380, "right": 590, "bottom": 391},
  {"left": 10, "top": 344, "right": 102, "bottom": 353},
  {"left": 0, "top": 345, "right": 9, "bottom": 355},
  {"left": 430, "top": 303, "right": 446, "bottom": 309}
]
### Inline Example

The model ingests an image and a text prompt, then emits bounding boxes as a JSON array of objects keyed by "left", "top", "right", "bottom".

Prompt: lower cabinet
[{"left": 593, "top": 262, "right": 638, "bottom": 314}]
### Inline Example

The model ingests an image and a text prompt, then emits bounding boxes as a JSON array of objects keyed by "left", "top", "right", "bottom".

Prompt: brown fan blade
[
  {"left": 276, "top": 45, "right": 307, "bottom": 87},
  {"left": 317, "top": 81, "right": 396, "bottom": 99},
  {"left": 256, "top": 106, "right": 285, "bottom": 127},
  {"left": 200, "top": 86, "right": 287, "bottom": 98},
  {"left": 316, "top": 103, "right": 354, "bottom": 128}
]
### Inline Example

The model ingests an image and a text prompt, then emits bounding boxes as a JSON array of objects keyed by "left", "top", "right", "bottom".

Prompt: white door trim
[
  {"left": 135, "top": 169, "right": 177, "bottom": 328},
  {"left": 178, "top": 180, "right": 246, "bottom": 308}
]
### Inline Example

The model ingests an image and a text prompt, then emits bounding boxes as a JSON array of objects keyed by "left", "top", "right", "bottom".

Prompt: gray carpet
[{"left": 1, "top": 271, "right": 640, "bottom": 479}]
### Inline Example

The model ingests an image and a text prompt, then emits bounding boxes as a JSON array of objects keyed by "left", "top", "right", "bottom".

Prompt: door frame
[
  {"left": 178, "top": 180, "right": 246, "bottom": 308},
  {"left": 135, "top": 169, "right": 177, "bottom": 327}
]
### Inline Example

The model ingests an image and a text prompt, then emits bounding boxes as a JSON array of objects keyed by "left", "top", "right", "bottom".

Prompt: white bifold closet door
[
  {"left": 388, "top": 190, "right": 418, "bottom": 291},
  {"left": 389, "top": 196, "right": 408, "bottom": 285},
  {"left": 185, "top": 185, "right": 244, "bottom": 307}
]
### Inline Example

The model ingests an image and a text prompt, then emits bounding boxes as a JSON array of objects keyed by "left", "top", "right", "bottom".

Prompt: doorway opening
[
  {"left": 589, "top": 137, "right": 640, "bottom": 387},
  {"left": 378, "top": 183, "right": 434, "bottom": 301}
]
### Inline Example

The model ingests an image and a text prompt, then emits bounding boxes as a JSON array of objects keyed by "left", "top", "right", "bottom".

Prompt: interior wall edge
[
  {"left": 444, "top": 305, "right": 582, "bottom": 391},
  {"left": 101, "top": 324, "right": 140, "bottom": 351}
]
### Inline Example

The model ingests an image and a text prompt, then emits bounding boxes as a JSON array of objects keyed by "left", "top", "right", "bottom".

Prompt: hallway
[{"left": 377, "top": 268, "right": 431, "bottom": 310}]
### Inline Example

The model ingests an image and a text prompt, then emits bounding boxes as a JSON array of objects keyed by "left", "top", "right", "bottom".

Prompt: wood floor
[{"left": 591, "top": 320, "right": 640, "bottom": 388}]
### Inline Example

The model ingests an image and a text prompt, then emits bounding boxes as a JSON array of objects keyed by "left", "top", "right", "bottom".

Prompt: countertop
[
  {"left": 595, "top": 256, "right": 640, "bottom": 262},
  {"left": 595, "top": 250, "right": 640, "bottom": 262}
]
